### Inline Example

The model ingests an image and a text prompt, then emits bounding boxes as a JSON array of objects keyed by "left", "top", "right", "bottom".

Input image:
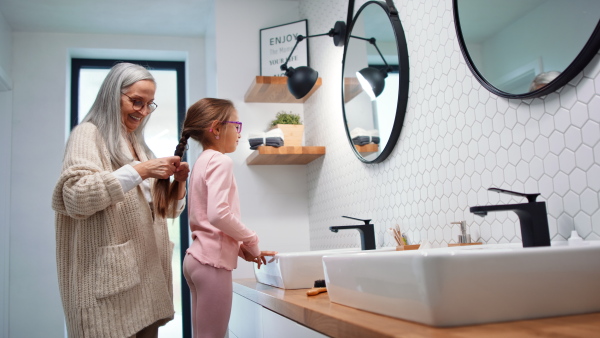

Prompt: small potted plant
[{"left": 270, "top": 111, "right": 304, "bottom": 146}]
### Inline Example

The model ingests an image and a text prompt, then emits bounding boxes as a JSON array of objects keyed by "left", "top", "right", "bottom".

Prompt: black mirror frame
[
  {"left": 341, "top": 0, "right": 410, "bottom": 164},
  {"left": 453, "top": 0, "right": 600, "bottom": 99}
]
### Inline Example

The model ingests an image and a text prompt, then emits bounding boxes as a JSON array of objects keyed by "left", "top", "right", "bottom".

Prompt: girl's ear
[{"left": 209, "top": 120, "right": 222, "bottom": 138}]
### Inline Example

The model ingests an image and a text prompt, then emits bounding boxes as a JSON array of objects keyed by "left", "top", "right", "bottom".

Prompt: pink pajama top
[{"left": 186, "top": 149, "right": 260, "bottom": 270}]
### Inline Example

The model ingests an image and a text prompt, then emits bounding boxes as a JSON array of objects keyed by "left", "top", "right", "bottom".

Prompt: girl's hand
[
  {"left": 257, "top": 251, "right": 278, "bottom": 266},
  {"left": 174, "top": 162, "right": 190, "bottom": 182},
  {"left": 240, "top": 247, "right": 277, "bottom": 269}
]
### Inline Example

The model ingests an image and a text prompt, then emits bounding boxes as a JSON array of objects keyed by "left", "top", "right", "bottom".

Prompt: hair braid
[
  {"left": 174, "top": 133, "right": 190, "bottom": 158},
  {"left": 152, "top": 132, "right": 191, "bottom": 218}
]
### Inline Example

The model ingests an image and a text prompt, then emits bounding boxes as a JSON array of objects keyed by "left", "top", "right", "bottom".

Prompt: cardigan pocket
[{"left": 94, "top": 240, "right": 141, "bottom": 299}]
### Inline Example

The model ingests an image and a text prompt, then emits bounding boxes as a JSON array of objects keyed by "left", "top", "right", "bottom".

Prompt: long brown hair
[{"left": 152, "top": 98, "right": 235, "bottom": 218}]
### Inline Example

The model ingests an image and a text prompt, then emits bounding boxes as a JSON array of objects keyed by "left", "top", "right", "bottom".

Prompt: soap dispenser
[
  {"left": 453, "top": 221, "right": 471, "bottom": 243},
  {"left": 449, "top": 221, "right": 481, "bottom": 247}
]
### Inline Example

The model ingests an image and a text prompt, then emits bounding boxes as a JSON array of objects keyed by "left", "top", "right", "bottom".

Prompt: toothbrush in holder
[{"left": 390, "top": 225, "right": 420, "bottom": 250}]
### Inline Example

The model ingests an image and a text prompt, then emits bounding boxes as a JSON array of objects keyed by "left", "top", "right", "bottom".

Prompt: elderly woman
[
  {"left": 52, "top": 62, "right": 189, "bottom": 338},
  {"left": 529, "top": 71, "right": 561, "bottom": 91}
]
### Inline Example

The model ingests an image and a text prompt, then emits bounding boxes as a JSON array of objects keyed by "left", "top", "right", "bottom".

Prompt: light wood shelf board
[
  {"left": 354, "top": 143, "right": 378, "bottom": 156},
  {"left": 244, "top": 76, "right": 322, "bottom": 103},
  {"left": 246, "top": 146, "right": 325, "bottom": 165}
]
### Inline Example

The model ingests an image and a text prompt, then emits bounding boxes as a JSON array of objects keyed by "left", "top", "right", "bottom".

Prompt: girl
[{"left": 154, "top": 98, "right": 276, "bottom": 337}]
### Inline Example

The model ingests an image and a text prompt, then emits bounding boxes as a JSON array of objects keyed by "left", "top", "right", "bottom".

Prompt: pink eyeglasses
[{"left": 225, "top": 121, "right": 243, "bottom": 134}]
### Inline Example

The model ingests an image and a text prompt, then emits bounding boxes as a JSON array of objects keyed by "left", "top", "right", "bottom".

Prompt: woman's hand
[
  {"left": 134, "top": 156, "right": 181, "bottom": 180},
  {"left": 174, "top": 162, "right": 190, "bottom": 182}
]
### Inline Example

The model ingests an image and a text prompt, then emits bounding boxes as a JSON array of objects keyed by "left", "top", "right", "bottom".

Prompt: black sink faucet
[
  {"left": 329, "top": 216, "right": 376, "bottom": 250},
  {"left": 470, "top": 188, "right": 551, "bottom": 247}
]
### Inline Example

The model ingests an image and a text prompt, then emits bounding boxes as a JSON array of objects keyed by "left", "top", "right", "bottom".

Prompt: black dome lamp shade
[
  {"left": 280, "top": 21, "right": 347, "bottom": 99},
  {"left": 357, "top": 67, "right": 387, "bottom": 100},
  {"left": 351, "top": 36, "right": 391, "bottom": 100},
  {"left": 284, "top": 66, "right": 319, "bottom": 99}
]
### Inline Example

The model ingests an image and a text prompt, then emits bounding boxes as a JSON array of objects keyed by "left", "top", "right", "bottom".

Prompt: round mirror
[
  {"left": 342, "top": 1, "right": 409, "bottom": 163},
  {"left": 454, "top": 0, "right": 600, "bottom": 99}
]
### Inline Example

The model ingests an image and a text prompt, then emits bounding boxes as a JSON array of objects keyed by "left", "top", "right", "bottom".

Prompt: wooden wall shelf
[
  {"left": 355, "top": 143, "right": 378, "bottom": 156},
  {"left": 244, "top": 76, "right": 322, "bottom": 103},
  {"left": 247, "top": 146, "right": 326, "bottom": 165}
]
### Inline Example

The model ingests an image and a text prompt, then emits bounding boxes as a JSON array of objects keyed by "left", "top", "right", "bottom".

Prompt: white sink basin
[
  {"left": 322, "top": 241, "right": 600, "bottom": 327},
  {"left": 254, "top": 247, "right": 395, "bottom": 289}
]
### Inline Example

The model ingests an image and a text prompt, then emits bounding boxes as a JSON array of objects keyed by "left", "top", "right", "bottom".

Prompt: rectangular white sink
[
  {"left": 322, "top": 241, "right": 600, "bottom": 327},
  {"left": 254, "top": 247, "right": 395, "bottom": 289}
]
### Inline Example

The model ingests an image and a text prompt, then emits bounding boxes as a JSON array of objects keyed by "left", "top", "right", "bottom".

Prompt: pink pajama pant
[{"left": 183, "top": 253, "right": 233, "bottom": 338}]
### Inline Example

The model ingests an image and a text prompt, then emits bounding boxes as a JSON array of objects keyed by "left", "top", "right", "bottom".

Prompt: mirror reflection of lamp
[
  {"left": 353, "top": 36, "right": 391, "bottom": 100},
  {"left": 280, "top": 21, "right": 346, "bottom": 99}
]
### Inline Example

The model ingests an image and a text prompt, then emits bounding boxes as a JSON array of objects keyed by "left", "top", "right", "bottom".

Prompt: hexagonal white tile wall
[{"left": 300, "top": 0, "right": 600, "bottom": 250}]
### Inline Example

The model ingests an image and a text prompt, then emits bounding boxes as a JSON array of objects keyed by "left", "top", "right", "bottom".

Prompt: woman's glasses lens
[
  {"left": 122, "top": 93, "right": 157, "bottom": 113},
  {"left": 132, "top": 100, "right": 157, "bottom": 112}
]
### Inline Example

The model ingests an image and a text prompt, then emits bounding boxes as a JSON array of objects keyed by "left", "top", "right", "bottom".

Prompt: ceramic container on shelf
[{"left": 272, "top": 124, "right": 304, "bottom": 146}]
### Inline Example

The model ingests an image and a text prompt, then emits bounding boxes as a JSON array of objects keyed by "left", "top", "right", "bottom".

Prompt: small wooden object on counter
[
  {"left": 448, "top": 242, "right": 483, "bottom": 247},
  {"left": 246, "top": 146, "right": 326, "bottom": 165},
  {"left": 306, "top": 287, "right": 327, "bottom": 296},
  {"left": 396, "top": 244, "right": 421, "bottom": 251},
  {"left": 244, "top": 76, "right": 322, "bottom": 103}
]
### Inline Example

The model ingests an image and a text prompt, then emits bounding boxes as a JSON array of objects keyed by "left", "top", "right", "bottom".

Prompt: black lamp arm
[
  {"left": 280, "top": 21, "right": 347, "bottom": 72},
  {"left": 350, "top": 35, "right": 391, "bottom": 72},
  {"left": 280, "top": 32, "right": 334, "bottom": 72}
]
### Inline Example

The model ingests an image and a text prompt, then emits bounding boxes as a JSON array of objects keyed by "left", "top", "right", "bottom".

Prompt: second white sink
[
  {"left": 254, "top": 247, "right": 395, "bottom": 289},
  {"left": 254, "top": 248, "right": 359, "bottom": 289}
]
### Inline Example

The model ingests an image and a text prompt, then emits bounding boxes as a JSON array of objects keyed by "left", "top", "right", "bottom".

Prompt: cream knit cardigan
[{"left": 52, "top": 122, "right": 181, "bottom": 338}]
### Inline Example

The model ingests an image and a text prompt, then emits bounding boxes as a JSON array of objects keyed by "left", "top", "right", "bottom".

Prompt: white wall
[
  {"left": 211, "top": 0, "right": 312, "bottom": 279},
  {"left": 10, "top": 31, "right": 204, "bottom": 338},
  {"left": 301, "top": 0, "right": 600, "bottom": 250},
  {"left": 205, "top": 0, "right": 217, "bottom": 99},
  {"left": 0, "top": 8, "right": 12, "bottom": 338}
]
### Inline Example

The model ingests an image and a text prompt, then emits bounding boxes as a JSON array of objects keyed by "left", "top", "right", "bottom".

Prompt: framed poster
[{"left": 260, "top": 20, "right": 309, "bottom": 77}]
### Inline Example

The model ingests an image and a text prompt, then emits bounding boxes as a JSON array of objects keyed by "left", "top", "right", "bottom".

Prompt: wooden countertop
[{"left": 233, "top": 279, "right": 600, "bottom": 338}]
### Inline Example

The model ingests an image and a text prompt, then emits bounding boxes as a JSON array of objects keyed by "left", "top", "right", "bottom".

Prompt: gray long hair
[
  {"left": 81, "top": 62, "right": 156, "bottom": 168},
  {"left": 529, "top": 71, "right": 561, "bottom": 92}
]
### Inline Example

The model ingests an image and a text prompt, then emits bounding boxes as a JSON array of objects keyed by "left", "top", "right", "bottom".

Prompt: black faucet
[
  {"left": 329, "top": 216, "right": 376, "bottom": 250},
  {"left": 470, "top": 188, "right": 551, "bottom": 247}
]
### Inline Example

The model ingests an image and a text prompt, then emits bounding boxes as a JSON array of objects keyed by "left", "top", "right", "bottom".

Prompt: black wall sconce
[
  {"left": 280, "top": 21, "right": 347, "bottom": 99},
  {"left": 351, "top": 35, "right": 391, "bottom": 100}
]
